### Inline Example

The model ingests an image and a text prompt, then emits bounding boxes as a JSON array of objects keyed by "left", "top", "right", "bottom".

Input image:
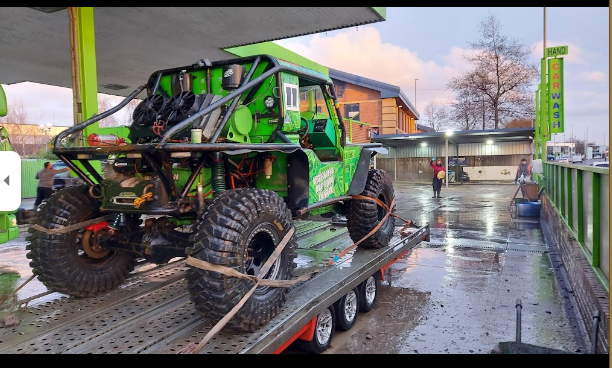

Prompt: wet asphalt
[
  {"left": 318, "top": 181, "right": 588, "bottom": 354},
  {"left": 0, "top": 183, "right": 591, "bottom": 354}
]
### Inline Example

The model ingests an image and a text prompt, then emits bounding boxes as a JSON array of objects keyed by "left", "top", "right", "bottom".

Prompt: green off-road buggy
[{"left": 27, "top": 54, "right": 396, "bottom": 332}]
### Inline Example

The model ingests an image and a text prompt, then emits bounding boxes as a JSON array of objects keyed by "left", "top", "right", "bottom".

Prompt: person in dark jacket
[
  {"left": 515, "top": 158, "right": 533, "bottom": 184},
  {"left": 34, "top": 161, "right": 70, "bottom": 208},
  {"left": 430, "top": 157, "right": 446, "bottom": 199}
]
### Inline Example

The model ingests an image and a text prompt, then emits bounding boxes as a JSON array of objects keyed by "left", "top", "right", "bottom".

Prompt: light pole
[
  {"left": 445, "top": 130, "right": 453, "bottom": 188},
  {"left": 414, "top": 79, "right": 418, "bottom": 110},
  {"left": 39, "top": 123, "right": 52, "bottom": 153}
]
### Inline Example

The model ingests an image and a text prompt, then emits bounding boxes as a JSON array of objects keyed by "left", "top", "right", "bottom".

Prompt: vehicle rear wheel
[
  {"left": 358, "top": 274, "right": 379, "bottom": 313},
  {"left": 186, "top": 188, "right": 298, "bottom": 333},
  {"left": 296, "top": 304, "right": 336, "bottom": 354},
  {"left": 347, "top": 169, "right": 396, "bottom": 249},
  {"left": 335, "top": 287, "right": 359, "bottom": 331},
  {"left": 25, "top": 185, "right": 138, "bottom": 298}
]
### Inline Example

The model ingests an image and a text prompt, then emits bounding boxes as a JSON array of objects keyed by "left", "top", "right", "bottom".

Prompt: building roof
[
  {"left": 328, "top": 68, "right": 419, "bottom": 119},
  {"left": 0, "top": 7, "right": 385, "bottom": 97},
  {"left": 416, "top": 123, "right": 436, "bottom": 132},
  {"left": 372, "top": 127, "right": 536, "bottom": 147}
]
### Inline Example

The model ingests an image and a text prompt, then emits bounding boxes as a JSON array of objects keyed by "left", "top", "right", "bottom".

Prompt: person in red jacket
[{"left": 430, "top": 157, "right": 446, "bottom": 199}]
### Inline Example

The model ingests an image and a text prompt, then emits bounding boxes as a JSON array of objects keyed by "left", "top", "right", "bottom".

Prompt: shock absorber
[
  {"left": 108, "top": 213, "right": 125, "bottom": 231},
  {"left": 212, "top": 152, "right": 226, "bottom": 195}
]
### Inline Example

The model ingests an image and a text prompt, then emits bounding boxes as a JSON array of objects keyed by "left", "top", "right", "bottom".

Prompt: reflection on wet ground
[
  {"left": 2, "top": 184, "right": 588, "bottom": 354},
  {"left": 321, "top": 183, "right": 585, "bottom": 354}
]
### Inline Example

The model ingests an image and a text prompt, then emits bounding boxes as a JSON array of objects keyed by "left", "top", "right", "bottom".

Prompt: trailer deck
[{"left": 0, "top": 219, "right": 429, "bottom": 354}]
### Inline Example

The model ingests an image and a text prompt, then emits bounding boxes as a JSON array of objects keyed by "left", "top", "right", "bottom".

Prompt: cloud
[
  {"left": 579, "top": 71, "right": 607, "bottom": 83},
  {"left": 276, "top": 26, "right": 464, "bottom": 109},
  {"left": 530, "top": 40, "right": 584, "bottom": 64}
]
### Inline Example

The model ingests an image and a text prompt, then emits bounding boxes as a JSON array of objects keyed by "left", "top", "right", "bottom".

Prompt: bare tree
[
  {"left": 0, "top": 100, "right": 47, "bottom": 156},
  {"left": 447, "top": 13, "right": 538, "bottom": 129},
  {"left": 422, "top": 101, "right": 449, "bottom": 132},
  {"left": 98, "top": 95, "right": 140, "bottom": 127},
  {"left": 448, "top": 94, "right": 480, "bottom": 131},
  {"left": 505, "top": 118, "right": 534, "bottom": 129}
]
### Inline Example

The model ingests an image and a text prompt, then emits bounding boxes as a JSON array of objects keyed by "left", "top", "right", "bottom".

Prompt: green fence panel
[{"left": 21, "top": 159, "right": 47, "bottom": 198}]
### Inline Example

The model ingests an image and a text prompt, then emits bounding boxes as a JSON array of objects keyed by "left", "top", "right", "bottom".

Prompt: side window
[
  {"left": 299, "top": 85, "right": 329, "bottom": 119},
  {"left": 284, "top": 83, "right": 299, "bottom": 112}
]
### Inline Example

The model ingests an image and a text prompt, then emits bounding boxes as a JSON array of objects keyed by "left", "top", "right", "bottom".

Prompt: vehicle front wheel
[
  {"left": 347, "top": 169, "right": 396, "bottom": 249},
  {"left": 186, "top": 188, "right": 298, "bottom": 333}
]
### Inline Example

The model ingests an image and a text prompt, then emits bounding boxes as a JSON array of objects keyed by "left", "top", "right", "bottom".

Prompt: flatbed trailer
[{"left": 0, "top": 219, "right": 429, "bottom": 354}]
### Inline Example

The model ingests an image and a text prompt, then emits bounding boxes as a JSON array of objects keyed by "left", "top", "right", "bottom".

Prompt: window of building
[
  {"left": 344, "top": 103, "right": 360, "bottom": 121},
  {"left": 331, "top": 80, "right": 346, "bottom": 98}
]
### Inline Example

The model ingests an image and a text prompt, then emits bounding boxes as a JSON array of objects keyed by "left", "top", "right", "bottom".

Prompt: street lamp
[{"left": 39, "top": 123, "right": 52, "bottom": 153}]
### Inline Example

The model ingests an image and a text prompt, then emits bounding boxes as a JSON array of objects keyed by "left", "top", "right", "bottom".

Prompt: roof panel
[
  {"left": 0, "top": 7, "right": 384, "bottom": 96},
  {"left": 373, "top": 128, "right": 536, "bottom": 147}
]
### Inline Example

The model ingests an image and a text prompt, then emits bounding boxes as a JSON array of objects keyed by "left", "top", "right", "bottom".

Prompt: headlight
[{"left": 264, "top": 96, "right": 276, "bottom": 109}]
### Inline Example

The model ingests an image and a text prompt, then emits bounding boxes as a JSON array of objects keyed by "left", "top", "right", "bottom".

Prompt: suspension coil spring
[
  {"left": 212, "top": 152, "right": 226, "bottom": 195},
  {"left": 108, "top": 213, "right": 125, "bottom": 230}
]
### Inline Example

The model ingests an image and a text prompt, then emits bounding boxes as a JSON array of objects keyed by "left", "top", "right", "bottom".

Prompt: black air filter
[{"left": 222, "top": 64, "right": 246, "bottom": 90}]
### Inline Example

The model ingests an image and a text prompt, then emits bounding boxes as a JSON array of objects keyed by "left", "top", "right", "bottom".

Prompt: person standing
[
  {"left": 514, "top": 158, "right": 533, "bottom": 184},
  {"left": 430, "top": 157, "right": 446, "bottom": 199},
  {"left": 34, "top": 161, "right": 70, "bottom": 208}
]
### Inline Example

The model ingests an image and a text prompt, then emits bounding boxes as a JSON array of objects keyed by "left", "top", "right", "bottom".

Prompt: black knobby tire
[
  {"left": 346, "top": 169, "right": 396, "bottom": 249},
  {"left": 186, "top": 188, "right": 298, "bottom": 333},
  {"left": 335, "top": 287, "right": 359, "bottom": 331},
  {"left": 25, "top": 185, "right": 138, "bottom": 298},
  {"left": 358, "top": 274, "right": 379, "bottom": 313},
  {"left": 296, "top": 304, "right": 336, "bottom": 354}
]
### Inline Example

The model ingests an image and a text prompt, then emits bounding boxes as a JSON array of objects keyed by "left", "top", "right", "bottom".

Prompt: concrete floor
[{"left": 0, "top": 183, "right": 599, "bottom": 355}]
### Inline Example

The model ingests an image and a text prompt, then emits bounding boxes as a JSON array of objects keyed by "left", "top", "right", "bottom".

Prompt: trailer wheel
[
  {"left": 25, "top": 185, "right": 138, "bottom": 298},
  {"left": 186, "top": 188, "right": 297, "bottom": 333},
  {"left": 335, "top": 287, "right": 359, "bottom": 331},
  {"left": 296, "top": 304, "right": 336, "bottom": 354},
  {"left": 347, "top": 169, "right": 396, "bottom": 249},
  {"left": 358, "top": 274, "right": 379, "bottom": 313}
]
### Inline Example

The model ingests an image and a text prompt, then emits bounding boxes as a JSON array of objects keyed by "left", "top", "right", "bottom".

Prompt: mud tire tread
[
  {"left": 25, "top": 185, "right": 138, "bottom": 298},
  {"left": 186, "top": 188, "right": 297, "bottom": 332},
  {"left": 346, "top": 169, "right": 396, "bottom": 249}
]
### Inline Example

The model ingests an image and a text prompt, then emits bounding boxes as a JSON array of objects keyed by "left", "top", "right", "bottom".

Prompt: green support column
[
  {"left": 560, "top": 167, "right": 565, "bottom": 217},
  {"left": 72, "top": 7, "right": 101, "bottom": 177},
  {"left": 576, "top": 171, "right": 584, "bottom": 243},
  {"left": 591, "top": 173, "right": 600, "bottom": 267},
  {"left": 75, "top": 7, "right": 100, "bottom": 144},
  {"left": 567, "top": 168, "right": 573, "bottom": 228}
]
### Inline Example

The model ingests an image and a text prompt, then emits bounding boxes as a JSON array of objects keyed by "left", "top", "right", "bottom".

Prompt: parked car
[
  {"left": 52, "top": 161, "right": 82, "bottom": 192},
  {"left": 591, "top": 161, "right": 609, "bottom": 168}
]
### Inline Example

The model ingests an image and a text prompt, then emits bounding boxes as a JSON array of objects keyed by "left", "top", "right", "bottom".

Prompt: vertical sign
[
  {"left": 548, "top": 58, "right": 564, "bottom": 133},
  {"left": 534, "top": 87, "right": 540, "bottom": 159},
  {"left": 539, "top": 59, "right": 550, "bottom": 142}
]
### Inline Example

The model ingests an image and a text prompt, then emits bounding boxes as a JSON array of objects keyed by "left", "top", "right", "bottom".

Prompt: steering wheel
[{"left": 298, "top": 117, "right": 311, "bottom": 148}]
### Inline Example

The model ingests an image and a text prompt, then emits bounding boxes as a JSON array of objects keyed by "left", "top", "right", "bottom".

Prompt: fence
[
  {"left": 21, "top": 159, "right": 47, "bottom": 198},
  {"left": 539, "top": 161, "right": 609, "bottom": 353}
]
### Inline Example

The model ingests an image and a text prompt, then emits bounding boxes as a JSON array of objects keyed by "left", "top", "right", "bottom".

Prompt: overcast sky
[
  {"left": 2, "top": 7, "right": 609, "bottom": 146},
  {"left": 274, "top": 7, "right": 609, "bottom": 146}
]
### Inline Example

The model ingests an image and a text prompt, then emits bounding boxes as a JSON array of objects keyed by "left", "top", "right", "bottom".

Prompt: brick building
[{"left": 329, "top": 68, "right": 420, "bottom": 144}]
